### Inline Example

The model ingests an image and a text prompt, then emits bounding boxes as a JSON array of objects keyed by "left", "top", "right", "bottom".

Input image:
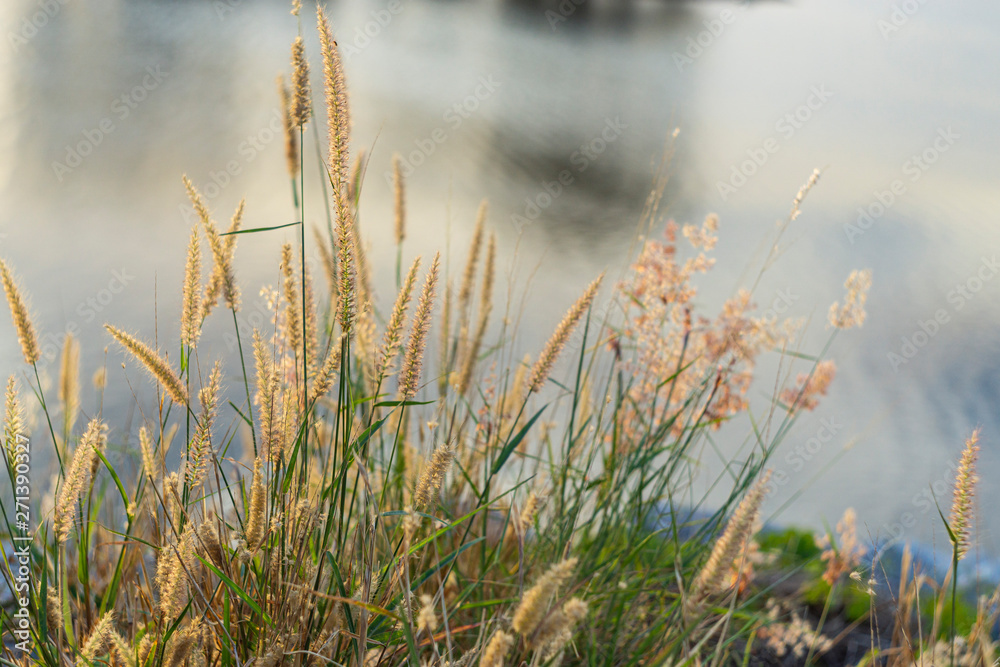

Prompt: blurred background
[{"left": 0, "top": 0, "right": 998, "bottom": 562}]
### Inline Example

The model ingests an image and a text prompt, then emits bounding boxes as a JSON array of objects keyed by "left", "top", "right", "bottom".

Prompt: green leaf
[
  {"left": 221, "top": 222, "right": 301, "bottom": 236},
  {"left": 195, "top": 555, "right": 274, "bottom": 627},
  {"left": 491, "top": 406, "right": 546, "bottom": 476}
]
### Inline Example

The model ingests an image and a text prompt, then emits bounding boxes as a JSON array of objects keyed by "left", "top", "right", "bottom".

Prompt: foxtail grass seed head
[
  {"left": 333, "top": 204, "right": 357, "bottom": 337},
  {"left": 312, "top": 225, "right": 338, "bottom": 301},
  {"left": 532, "top": 597, "right": 588, "bottom": 658},
  {"left": 309, "top": 335, "right": 343, "bottom": 403},
  {"left": 80, "top": 610, "right": 116, "bottom": 661},
  {"left": 111, "top": 632, "right": 135, "bottom": 667},
  {"left": 186, "top": 361, "right": 222, "bottom": 490},
  {"left": 393, "top": 154, "right": 406, "bottom": 244},
  {"left": 417, "top": 594, "right": 437, "bottom": 635},
  {"left": 511, "top": 557, "right": 578, "bottom": 637},
  {"left": 280, "top": 243, "right": 302, "bottom": 355},
  {"left": 0, "top": 259, "right": 41, "bottom": 364},
  {"left": 528, "top": 273, "right": 604, "bottom": 393},
  {"left": 949, "top": 429, "right": 979, "bottom": 560},
  {"left": 245, "top": 456, "right": 267, "bottom": 549},
  {"left": 456, "top": 233, "right": 496, "bottom": 395},
  {"left": 317, "top": 4, "right": 351, "bottom": 196},
  {"left": 414, "top": 440, "right": 454, "bottom": 510},
  {"left": 180, "top": 225, "right": 202, "bottom": 348},
  {"left": 458, "top": 202, "right": 487, "bottom": 320},
  {"left": 691, "top": 471, "right": 772, "bottom": 604},
  {"left": 828, "top": 269, "right": 872, "bottom": 330},
  {"left": 480, "top": 630, "right": 514, "bottom": 667},
  {"left": 4, "top": 376, "right": 23, "bottom": 460},
  {"left": 290, "top": 36, "right": 311, "bottom": 127},
  {"left": 291, "top": 0, "right": 301, "bottom": 15},
  {"left": 198, "top": 519, "right": 226, "bottom": 568},
  {"left": 140, "top": 425, "right": 160, "bottom": 481},
  {"left": 378, "top": 256, "right": 420, "bottom": 377},
  {"left": 54, "top": 418, "right": 108, "bottom": 542},
  {"left": 106, "top": 325, "right": 189, "bottom": 406},
  {"left": 58, "top": 333, "right": 79, "bottom": 430},
  {"left": 399, "top": 253, "right": 440, "bottom": 400}
]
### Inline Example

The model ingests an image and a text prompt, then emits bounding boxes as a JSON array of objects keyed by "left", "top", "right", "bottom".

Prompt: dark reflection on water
[{"left": 2, "top": 0, "right": 1000, "bottom": 557}]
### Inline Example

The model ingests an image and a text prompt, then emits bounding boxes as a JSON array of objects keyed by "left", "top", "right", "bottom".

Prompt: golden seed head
[
  {"left": 80, "top": 610, "right": 116, "bottom": 660},
  {"left": 181, "top": 225, "right": 202, "bottom": 348},
  {"left": 4, "top": 376, "right": 24, "bottom": 461},
  {"left": 399, "top": 253, "right": 440, "bottom": 400},
  {"left": 528, "top": 273, "right": 604, "bottom": 393},
  {"left": 58, "top": 333, "right": 80, "bottom": 431},
  {"left": 458, "top": 202, "right": 487, "bottom": 320},
  {"left": 185, "top": 361, "right": 222, "bottom": 491},
  {"left": 139, "top": 425, "right": 160, "bottom": 482},
  {"left": 690, "top": 471, "right": 772, "bottom": 604},
  {"left": 54, "top": 418, "right": 108, "bottom": 542},
  {"left": 480, "top": 630, "right": 514, "bottom": 667},
  {"left": 0, "top": 258, "right": 41, "bottom": 365},
  {"left": 511, "top": 557, "right": 578, "bottom": 637},
  {"left": 393, "top": 154, "right": 406, "bottom": 245},
  {"left": 949, "top": 429, "right": 979, "bottom": 560},
  {"left": 378, "top": 256, "right": 421, "bottom": 378},
  {"left": 414, "top": 440, "right": 454, "bottom": 510},
  {"left": 456, "top": 233, "right": 496, "bottom": 395},
  {"left": 105, "top": 325, "right": 188, "bottom": 406},
  {"left": 290, "top": 36, "right": 312, "bottom": 127},
  {"left": 278, "top": 74, "right": 300, "bottom": 179},
  {"left": 317, "top": 4, "right": 351, "bottom": 197},
  {"left": 244, "top": 456, "right": 267, "bottom": 549},
  {"left": 416, "top": 594, "right": 437, "bottom": 635}
]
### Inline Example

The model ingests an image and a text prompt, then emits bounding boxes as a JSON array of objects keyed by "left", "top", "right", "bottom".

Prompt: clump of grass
[{"left": 15, "top": 7, "right": 995, "bottom": 667}]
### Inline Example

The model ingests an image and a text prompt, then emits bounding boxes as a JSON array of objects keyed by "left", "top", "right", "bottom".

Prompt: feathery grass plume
[
  {"left": 162, "top": 471, "right": 181, "bottom": 533},
  {"left": 531, "top": 597, "right": 588, "bottom": 658},
  {"left": 92, "top": 366, "right": 106, "bottom": 390},
  {"left": 80, "top": 610, "right": 116, "bottom": 661},
  {"left": 54, "top": 418, "right": 107, "bottom": 542},
  {"left": 159, "top": 524, "right": 198, "bottom": 621},
  {"left": 244, "top": 456, "right": 267, "bottom": 549},
  {"left": 949, "top": 429, "right": 979, "bottom": 560},
  {"left": 417, "top": 594, "right": 437, "bottom": 634},
  {"left": 183, "top": 176, "right": 229, "bottom": 318},
  {"left": 58, "top": 332, "right": 80, "bottom": 431},
  {"left": 303, "top": 266, "right": 320, "bottom": 372},
  {"left": 519, "top": 491, "right": 541, "bottom": 532},
  {"left": 277, "top": 74, "right": 299, "bottom": 179},
  {"left": 105, "top": 325, "right": 188, "bottom": 406},
  {"left": 378, "top": 256, "right": 420, "bottom": 377},
  {"left": 352, "top": 210, "right": 373, "bottom": 307},
  {"left": 217, "top": 200, "right": 244, "bottom": 310},
  {"left": 180, "top": 225, "right": 202, "bottom": 348},
  {"left": 4, "top": 375, "right": 23, "bottom": 460},
  {"left": 828, "top": 269, "right": 872, "bottom": 330},
  {"left": 45, "top": 586, "right": 62, "bottom": 640},
  {"left": 398, "top": 253, "right": 440, "bottom": 400},
  {"left": 414, "top": 441, "right": 454, "bottom": 510},
  {"left": 511, "top": 557, "right": 578, "bottom": 637},
  {"left": 185, "top": 361, "right": 222, "bottom": 491},
  {"left": 317, "top": 4, "right": 351, "bottom": 197},
  {"left": 332, "top": 201, "right": 357, "bottom": 337},
  {"left": 393, "top": 154, "right": 406, "bottom": 245},
  {"left": 280, "top": 243, "right": 302, "bottom": 356},
  {"left": 163, "top": 619, "right": 200, "bottom": 667},
  {"left": 0, "top": 259, "right": 40, "bottom": 364},
  {"left": 458, "top": 201, "right": 487, "bottom": 324},
  {"left": 139, "top": 425, "right": 160, "bottom": 481},
  {"left": 198, "top": 518, "right": 226, "bottom": 569},
  {"left": 309, "top": 335, "right": 343, "bottom": 403},
  {"left": 456, "top": 233, "right": 496, "bottom": 395},
  {"left": 290, "top": 36, "right": 311, "bottom": 127},
  {"left": 354, "top": 300, "right": 377, "bottom": 387},
  {"left": 527, "top": 273, "right": 604, "bottom": 393},
  {"left": 291, "top": 0, "right": 301, "bottom": 15},
  {"left": 690, "top": 471, "right": 772, "bottom": 606},
  {"left": 480, "top": 630, "right": 514, "bottom": 667},
  {"left": 253, "top": 329, "right": 280, "bottom": 460},
  {"left": 111, "top": 632, "right": 136, "bottom": 667}
]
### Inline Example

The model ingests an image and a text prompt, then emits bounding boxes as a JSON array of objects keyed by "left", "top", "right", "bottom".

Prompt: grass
[{"left": 0, "top": 5, "right": 997, "bottom": 667}]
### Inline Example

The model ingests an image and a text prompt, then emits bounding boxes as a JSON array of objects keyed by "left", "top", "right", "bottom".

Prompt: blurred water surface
[{"left": 1, "top": 0, "right": 999, "bottom": 556}]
